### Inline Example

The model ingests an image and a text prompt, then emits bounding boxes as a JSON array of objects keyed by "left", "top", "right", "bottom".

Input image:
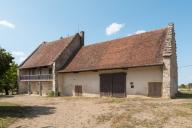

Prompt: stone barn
[{"left": 18, "top": 23, "right": 178, "bottom": 98}]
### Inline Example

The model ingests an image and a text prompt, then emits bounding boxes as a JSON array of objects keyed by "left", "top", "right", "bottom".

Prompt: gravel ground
[
  {"left": 0, "top": 95, "right": 192, "bottom": 128},
  {"left": 0, "top": 95, "right": 112, "bottom": 128}
]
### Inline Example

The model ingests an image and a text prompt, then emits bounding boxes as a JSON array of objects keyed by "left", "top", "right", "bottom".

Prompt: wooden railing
[{"left": 20, "top": 74, "right": 53, "bottom": 80}]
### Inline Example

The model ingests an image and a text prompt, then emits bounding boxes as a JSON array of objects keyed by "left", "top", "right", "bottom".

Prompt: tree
[
  {"left": 0, "top": 47, "right": 14, "bottom": 95},
  {"left": 0, "top": 62, "right": 18, "bottom": 95},
  {"left": 0, "top": 48, "right": 13, "bottom": 76},
  {"left": 179, "top": 84, "right": 187, "bottom": 89},
  {"left": 188, "top": 83, "right": 192, "bottom": 90}
]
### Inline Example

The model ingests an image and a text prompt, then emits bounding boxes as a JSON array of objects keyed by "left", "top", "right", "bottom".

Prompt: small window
[
  {"left": 30, "top": 69, "right": 35, "bottom": 75},
  {"left": 49, "top": 68, "right": 52, "bottom": 74},
  {"left": 130, "top": 82, "right": 134, "bottom": 88},
  {"left": 75, "top": 85, "right": 82, "bottom": 96}
]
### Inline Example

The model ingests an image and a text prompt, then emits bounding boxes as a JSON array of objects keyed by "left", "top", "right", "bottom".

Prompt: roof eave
[
  {"left": 19, "top": 43, "right": 44, "bottom": 68},
  {"left": 58, "top": 63, "right": 164, "bottom": 73},
  {"left": 19, "top": 63, "right": 53, "bottom": 69}
]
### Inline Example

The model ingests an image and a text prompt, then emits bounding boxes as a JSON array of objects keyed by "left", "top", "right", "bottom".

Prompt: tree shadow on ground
[
  {"left": 0, "top": 105, "right": 56, "bottom": 118},
  {"left": 0, "top": 95, "right": 15, "bottom": 98}
]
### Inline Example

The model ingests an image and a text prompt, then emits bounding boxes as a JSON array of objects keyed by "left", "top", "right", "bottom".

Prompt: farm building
[{"left": 18, "top": 23, "right": 178, "bottom": 98}]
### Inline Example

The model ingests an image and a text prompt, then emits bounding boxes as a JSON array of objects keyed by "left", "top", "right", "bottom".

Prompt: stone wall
[
  {"left": 162, "top": 23, "right": 178, "bottom": 98},
  {"left": 41, "top": 82, "right": 52, "bottom": 96},
  {"left": 55, "top": 34, "right": 83, "bottom": 70},
  {"left": 19, "top": 81, "right": 52, "bottom": 96},
  {"left": 53, "top": 32, "right": 84, "bottom": 94},
  {"left": 18, "top": 81, "right": 28, "bottom": 94}
]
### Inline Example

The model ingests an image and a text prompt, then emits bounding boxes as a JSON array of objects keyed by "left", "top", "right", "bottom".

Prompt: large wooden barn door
[
  {"left": 148, "top": 82, "right": 162, "bottom": 97},
  {"left": 100, "top": 73, "right": 126, "bottom": 97},
  {"left": 112, "top": 73, "right": 126, "bottom": 97},
  {"left": 100, "top": 74, "right": 112, "bottom": 96}
]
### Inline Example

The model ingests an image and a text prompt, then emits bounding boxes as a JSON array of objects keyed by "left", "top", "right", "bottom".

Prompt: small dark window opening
[
  {"left": 130, "top": 82, "right": 134, "bottom": 88},
  {"left": 49, "top": 68, "right": 52, "bottom": 74},
  {"left": 75, "top": 85, "right": 82, "bottom": 96}
]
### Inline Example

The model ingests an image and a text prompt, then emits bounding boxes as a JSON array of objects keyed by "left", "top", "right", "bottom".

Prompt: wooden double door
[
  {"left": 100, "top": 73, "right": 126, "bottom": 97},
  {"left": 148, "top": 82, "right": 162, "bottom": 97}
]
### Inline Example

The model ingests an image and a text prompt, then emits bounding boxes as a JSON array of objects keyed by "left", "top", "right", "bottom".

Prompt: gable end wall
[
  {"left": 53, "top": 35, "right": 83, "bottom": 93},
  {"left": 162, "top": 23, "right": 178, "bottom": 98}
]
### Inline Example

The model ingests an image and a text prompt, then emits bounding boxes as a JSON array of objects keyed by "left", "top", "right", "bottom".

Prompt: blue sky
[{"left": 0, "top": 0, "right": 192, "bottom": 84}]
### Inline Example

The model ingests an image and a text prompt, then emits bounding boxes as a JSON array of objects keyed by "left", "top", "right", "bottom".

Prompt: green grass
[
  {"left": 0, "top": 102, "right": 18, "bottom": 128},
  {"left": 176, "top": 90, "right": 192, "bottom": 98},
  {"left": 182, "top": 103, "right": 192, "bottom": 109},
  {"left": 179, "top": 89, "right": 192, "bottom": 94}
]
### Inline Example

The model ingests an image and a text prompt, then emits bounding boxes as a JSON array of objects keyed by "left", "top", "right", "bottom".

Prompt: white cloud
[
  {"left": 11, "top": 51, "right": 26, "bottom": 64},
  {"left": 0, "top": 20, "right": 15, "bottom": 29},
  {"left": 18, "top": 56, "right": 27, "bottom": 63},
  {"left": 106, "top": 22, "right": 124, "bottom": 35},
  {"left": 12, "top": 51, "right": 24, "bottom": 56},
  {"left": 135, "top": 30, "right": 146, "bottom": 34},
  {"left": 128, "top": 30, "right": 146, "bottom": 36}
]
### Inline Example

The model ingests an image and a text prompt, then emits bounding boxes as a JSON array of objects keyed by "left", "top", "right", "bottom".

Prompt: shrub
[
  {"left": 47, "top": 91, "right": 60, "bottom": 97},
  {"left": 48, "top": 91, "right": 55, "bottom": 97}
]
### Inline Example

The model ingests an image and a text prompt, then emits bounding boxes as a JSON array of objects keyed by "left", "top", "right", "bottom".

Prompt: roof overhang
[
  {"left": 19, "top": 64, "right": 53, "bottom": 69},
  {"left": 58, "top": 63, "right": 163, "bottom": 73}
]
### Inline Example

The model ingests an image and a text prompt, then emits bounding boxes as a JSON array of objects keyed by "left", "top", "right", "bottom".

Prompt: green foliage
[
  {"left": 0, "top": 48, "right": 13, "bottom": 77},
  {"left": 0, "top": 48, "right": 16, "bottom": 95},
  {"left": 188, "top": 83, "right": 192, "bottom": 89},
  {"left": 47, "top": 91, "right": 59, "bottom": 97},
  {"left": 179, "top": 84, "right": 188, "bottom": 89},
  {"left": 48, "top": 91, "right": 55, "bottom": 97},
  {"left": 179, "top": 83, "right": 192, "bottom": 90},
  {"left": 0, "top": 62, "right": 18, "bottom": 95}
]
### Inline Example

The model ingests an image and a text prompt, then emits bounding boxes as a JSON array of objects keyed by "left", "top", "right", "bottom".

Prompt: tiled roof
[
  {"left": 19, "top": 35, "right": 76, "bottom": 69},
  {"left": 60, "top": 28, "right": 167, "bottom": 72}
]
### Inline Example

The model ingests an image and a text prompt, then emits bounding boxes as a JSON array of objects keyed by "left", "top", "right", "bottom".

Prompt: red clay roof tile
[
  {"left": 60, "top": 28, "right": 167, "bottom": 72},
  {"left": 19, "top": 35, "right": 76, "bottom": 69}
]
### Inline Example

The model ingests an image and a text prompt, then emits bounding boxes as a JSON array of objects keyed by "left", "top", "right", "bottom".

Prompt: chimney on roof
[{"left": 79, "top": 31, "right": 84, "bottom": 46}]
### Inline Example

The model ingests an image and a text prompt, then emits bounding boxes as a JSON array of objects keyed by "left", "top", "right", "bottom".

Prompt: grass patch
[
  {"left": 182, "top": 103, "right": 192, "bottom": 109},
  {"left": 176, "top": 91, "right": 192, "bottom": 98},
  {"left": 0, "top": 102, "right": 18, "bottom": 128},
  {"left": 96, "top": 112, "right": 114, "bottom": 124},
  {"left": 0, "top": 102, "right": 56, "bottom": 128}
]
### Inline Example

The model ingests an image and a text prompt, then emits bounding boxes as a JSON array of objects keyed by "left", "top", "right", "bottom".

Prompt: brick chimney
[{"left": 79, "top": 31, "right": 84, "bottom": 46}]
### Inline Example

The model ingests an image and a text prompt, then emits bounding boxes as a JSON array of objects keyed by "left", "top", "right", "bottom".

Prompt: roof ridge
[
  {"left": 19, "top": 33, "right": 79, "bottom": 69},
  {"left": 60, "top": 26, "right": 168, "bottom": 73},
  {"left": 44, "top": 34, "right": 76, "bottom": 45},
  {"left": 84, "top": 27, "right": 167, "bottom": 48}
]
